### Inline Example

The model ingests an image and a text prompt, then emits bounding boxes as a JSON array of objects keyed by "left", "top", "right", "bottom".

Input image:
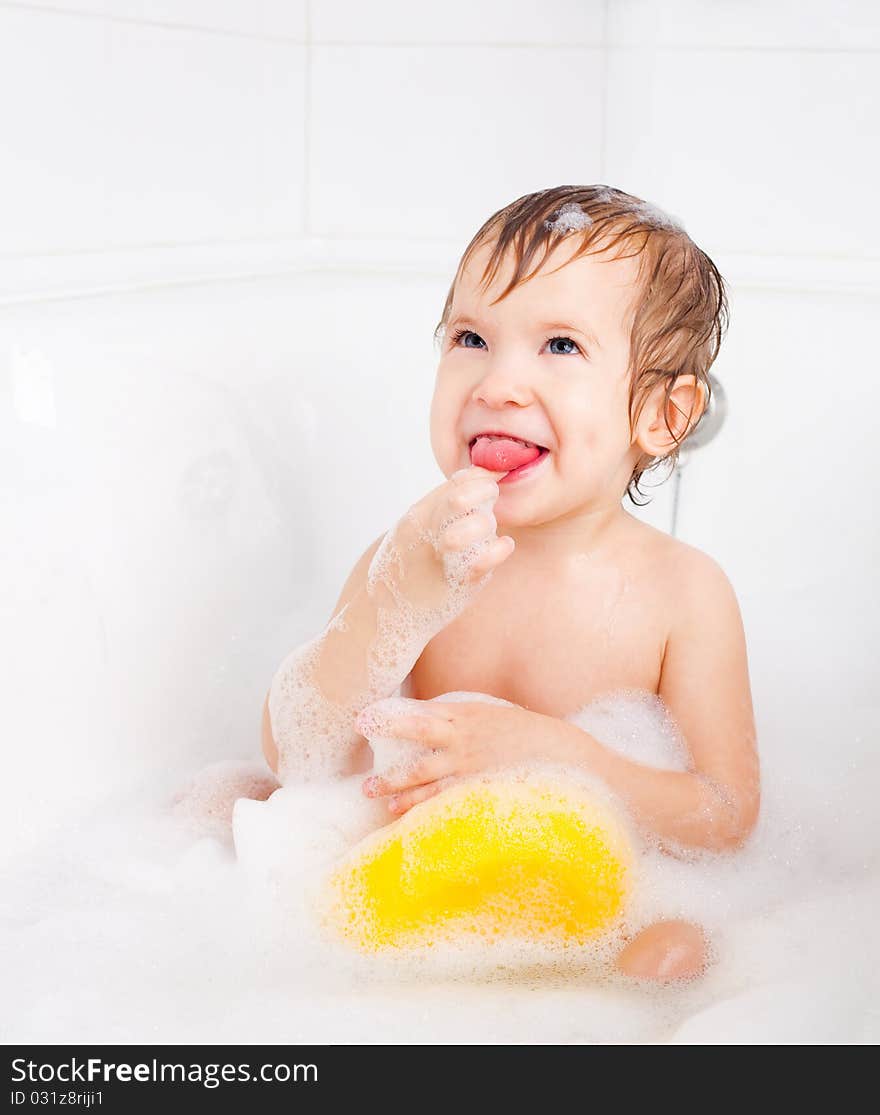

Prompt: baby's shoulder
[{"left": 624, "top": 516, "right": 738, "bottom": 613}]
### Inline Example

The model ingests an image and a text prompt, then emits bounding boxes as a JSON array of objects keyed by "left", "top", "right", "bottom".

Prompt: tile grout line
[
  {"left": 0, "top": 0, "right": 304, "bottom": 43},
  {"left": 599, "top": 0, "right": 610, "bottom": 182},
  {"left": 1, "top": 6, "right": 878, "bottom": 53},
  {"left": 304, "top": 0, "right": 312, "bottom": 237},
  {"left": 2, "top": 266, "right": 878, "bottom": 309}
]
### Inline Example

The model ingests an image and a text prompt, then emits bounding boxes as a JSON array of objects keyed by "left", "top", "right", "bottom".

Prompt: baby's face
[{"left": 430, "top": 236, "right": 642, "bottom": 527}]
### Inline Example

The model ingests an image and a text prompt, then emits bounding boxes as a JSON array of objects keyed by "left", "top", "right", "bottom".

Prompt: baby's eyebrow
[
  {"left": 443, "top": 314, "right": 602, "bottom": 352},
  {"left": 537, "top": 319, "right": 603, "bottom": 352},
  {"left": 446, "top": 313, "right": 602, "bottom": 352}
]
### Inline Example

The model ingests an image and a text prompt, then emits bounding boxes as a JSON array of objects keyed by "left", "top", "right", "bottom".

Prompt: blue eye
[
  {"left": 450, "top": 328, "right": 485, "bottom": 349},
  {"left": 448, "top": 327, "right": 582, "bottom": 356}
]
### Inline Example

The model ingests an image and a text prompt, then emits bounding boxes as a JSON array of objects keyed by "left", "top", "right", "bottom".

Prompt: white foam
[
  {"left": 2, "top": 690, "right": 877, "bottom": 1043},
  {"left": 631, "top": 200, "right": 684, "bottom": 232},
  {"left": 544, "top": 201, "right": 593, "bottom": 233},
  {"left": 568, "top": 690, "right": 690, "bottom": 771},
  {"left": 240, "top": 689, "right": 870, "bottom": 985},
  {"left": 267, "top": 635, "right": 361, "bottom": 782},
  {"left": 554, "top": 189, "right": 684, "bottom": 234}
]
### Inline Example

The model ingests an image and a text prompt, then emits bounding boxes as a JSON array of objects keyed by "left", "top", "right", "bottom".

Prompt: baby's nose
[{"left": 471, "top": 364, "right": 534, "bottom": 407}]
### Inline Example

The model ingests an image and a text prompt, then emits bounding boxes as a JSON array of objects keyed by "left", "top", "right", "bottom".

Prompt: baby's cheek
[
  {"left": 428, "top": 422, "right": 457, "bottom": 475},
  {"left": 432, "top": 378, "right": 471, "bottom": 446},
  {"left": 426, "top": 408, "right": 452, "bottom": 468},
  {"left": 579, "top": 413, "right": 631, "bottom": 471}
]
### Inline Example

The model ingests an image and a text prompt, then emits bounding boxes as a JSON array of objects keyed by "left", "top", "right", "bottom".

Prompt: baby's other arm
[
  {"left": 655, "top": 551, "right": 760, "bottom": 849},
  {"left": 561, "top": 549, "right": 759, "bottom": 851}
]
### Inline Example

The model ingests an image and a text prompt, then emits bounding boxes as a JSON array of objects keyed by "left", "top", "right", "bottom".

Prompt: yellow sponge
[{"left": 325, "top": 774, "right": 634, "bottom": 951}]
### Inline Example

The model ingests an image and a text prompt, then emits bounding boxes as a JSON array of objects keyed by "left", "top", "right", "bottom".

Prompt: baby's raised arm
[{"left": 261, "top": 466, "right": 513, "bottom": 782}]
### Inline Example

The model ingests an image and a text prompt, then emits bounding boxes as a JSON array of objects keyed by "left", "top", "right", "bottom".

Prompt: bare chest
[{"left": 406, "top": 560, "right": 667, "bottom": 718}]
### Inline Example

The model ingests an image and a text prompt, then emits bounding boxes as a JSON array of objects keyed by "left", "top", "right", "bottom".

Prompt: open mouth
[
  {"left": 468, "top": 435, "right": 550, "bottom": 483},
  {"left": 494, "top": 447, "right": 550, "bottom": 483}
]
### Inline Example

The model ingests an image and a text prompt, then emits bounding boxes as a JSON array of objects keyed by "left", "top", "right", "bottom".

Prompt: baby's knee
[{"left": 614, "top": 919, "right": 709, "bottom": 982}]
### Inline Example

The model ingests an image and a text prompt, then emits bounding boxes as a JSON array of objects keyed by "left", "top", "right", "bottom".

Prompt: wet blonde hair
[{"left": 434, "top": 184, "right": 729, "bottom": 504}]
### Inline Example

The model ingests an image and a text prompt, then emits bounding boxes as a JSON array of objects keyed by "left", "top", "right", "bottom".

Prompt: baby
[{"left": 258, "top": 185, "right": 760, "bottom": 982}]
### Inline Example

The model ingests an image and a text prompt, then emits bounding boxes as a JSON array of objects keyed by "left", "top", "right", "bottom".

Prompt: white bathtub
[{"left": 1, "top": 268, "right": 877, "bottom": 1043}]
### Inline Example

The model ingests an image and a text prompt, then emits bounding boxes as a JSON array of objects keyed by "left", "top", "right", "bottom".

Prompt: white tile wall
[
  {"left": 675, "top": 286, "right": 879, "bottom": 705},
  {"left": 604, "top": 45, "right": 880, "bottom": 258},
  {"left": 309, "top": 44, "right": 605, "bottom": 241},
  {"left": 8, "top": 1, "right": 307, "bottom": 37},
  {"left": 608, "top": 0, "right": 880, "bottom": 49},
  {"left": 311, "top": 0, "right": 606, "bottom": 44},
  {"left": 0, "top": 7, "right": 306, "bottom": 256}
]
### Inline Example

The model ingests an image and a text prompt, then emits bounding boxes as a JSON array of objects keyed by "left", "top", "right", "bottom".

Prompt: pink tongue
[{"left": 470, "top": 436, "right": 541, "bottom": 472}]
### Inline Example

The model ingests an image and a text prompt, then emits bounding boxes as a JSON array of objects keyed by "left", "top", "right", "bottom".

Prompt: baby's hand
[
  {"left": 359, "top": 700, "right": 549, "bottom": 815},
  {"left": 368, "top": 466, "right": 515, "bottom": 617}
]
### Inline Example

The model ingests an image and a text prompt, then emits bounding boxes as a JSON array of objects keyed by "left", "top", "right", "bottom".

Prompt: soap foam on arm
[{"left": 267, "top": 490, "right": 504, "bottom": 783}]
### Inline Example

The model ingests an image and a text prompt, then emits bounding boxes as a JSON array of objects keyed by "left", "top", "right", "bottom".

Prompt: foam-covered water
[{"left": 2, "top": 689, "right": 877, "bottom": 1043}]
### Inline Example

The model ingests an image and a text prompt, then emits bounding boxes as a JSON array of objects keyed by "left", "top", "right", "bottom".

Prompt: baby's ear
[{"left": 632, "top": 374, "right": 707, "bottom": 458}]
